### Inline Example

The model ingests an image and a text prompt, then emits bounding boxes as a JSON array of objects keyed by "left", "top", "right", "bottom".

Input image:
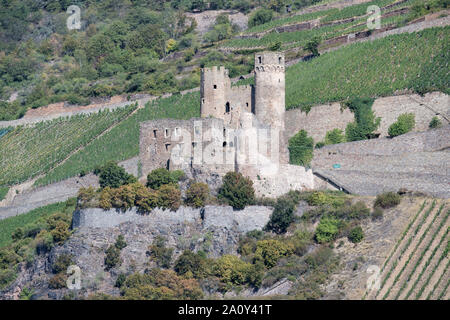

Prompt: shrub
[
  {"left": 148, "top": 236, "right": 173, "bottom": 269},
  {"left": 315, "top": 218, "right": 340, "bottom": 244},
  {"left": 324, "top": 129, "right": 345, "bottom": 145},
  {"left": 105, "top": 245, "right": 122, "bottom": 270},
  {"left": 157, "top": 184, "right": 181, "bottom": 211},
  {"left": 374, "top": 192, "right": 401, "bottom": 209},
  {"left": 212, "top": 255, "right": 253, "bottom": 286},
  {"left": 254, "top": 239, "right": 294, "bottom": 268},
  {"left": 248, "top": 8, "right": 273, "bottom": 28},
  {"left": 174, "top": 250, "right": 208, "bottom": 279},
  {"left": 50, "top": 221, "right": 71, "bottom": 244},
  {"left": 288, "top": 130, "right": 314, "bottom": 166},
  {"left": 0, "top": 268, "right": 16, "bottom": 289},
  {"left": 48, "top": 273, "right": 67, "bottom": 289},
  {"left": 77, "top": 186, "right": 96, "bottom": 206},
  {"left": 344, "top": 97, "right": 380, "bottom": 141},
  {"left": 121, "top": 269, "right": 203, "bottom": 300},
  {"left": 348, "top": 226, "right": 364, "bottom": 243},
  {"left": 388, "top": 113, "right": 415, "bottom": 137},
  {"left": 115, "top": 273, "right": 127, "bottom": 288},
  {"left": 265, "top": 198, "right": 296, "bottom": 234},
  {"left": 146, "top": 168, "right": 184, "bottom": 189},
  {"left": 371, "top": 207, "right": 384, "bottom": 221},
  {"left": 218, "top": 172, "right": 255, "bottom": 210},
  {"left": 115, "top": 235, "right": 127, "bottom": 250},
  {"left": 185, "top": 182, "right": 209, "bottom": 208},
  {"left": 428, "top": 116, "right": 442, "bottom": 129},
  {"left": 96, "top": 161, "right": 136, "bottom": 188},
  {"left": 304, "top": 36, "right": 321, "bottom": 57},
  {"left": 52, "top": 254, "right": 73, "bottom": 274},
  {"left": 135, "top": 187, "right": 159, "bottom": 213}
]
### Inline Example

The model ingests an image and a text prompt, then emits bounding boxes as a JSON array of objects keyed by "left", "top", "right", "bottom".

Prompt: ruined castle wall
[{"left": 284, "top": 92, "right": 450, "bottom": 143}]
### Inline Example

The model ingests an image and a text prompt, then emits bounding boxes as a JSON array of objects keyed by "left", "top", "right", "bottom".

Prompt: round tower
[{"left": 254, "top": 52, "right": 285, "bottom": 130}]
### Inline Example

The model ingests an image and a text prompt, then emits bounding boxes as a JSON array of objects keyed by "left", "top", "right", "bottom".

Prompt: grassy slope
[
  {"left": 0, "top": 104, "right": 137, "bottom": 186},
  {"left": 0, "top": 201, "right": 70, "bottom": 248},
  {"left": 35, "top": 92, "right": 201, "bottom": 186}
]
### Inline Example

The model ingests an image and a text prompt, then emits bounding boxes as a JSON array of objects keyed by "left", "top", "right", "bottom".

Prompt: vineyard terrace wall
[{"left": 284, "top": 92, "right": 450, "bottom": 143}]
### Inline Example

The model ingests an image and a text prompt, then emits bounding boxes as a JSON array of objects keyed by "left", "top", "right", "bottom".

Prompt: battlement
[
  {"left": 201, "top": 66, "right": 229, "bottom": 77},
  {"left": 255, "top": 52, "right": 285, "bottom": 67}
]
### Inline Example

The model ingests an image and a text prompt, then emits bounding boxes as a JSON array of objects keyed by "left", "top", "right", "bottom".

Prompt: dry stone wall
[{"left": 285, "top": 92, "right": 450, "bottom": 143}]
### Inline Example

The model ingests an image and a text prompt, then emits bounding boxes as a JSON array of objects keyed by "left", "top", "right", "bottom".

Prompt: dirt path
[
  {"left": 376, "top": 200, "right": 439, "bottom": 299},
  {"left": 394, "top": 205, "right": 449, "bottom": 299}
]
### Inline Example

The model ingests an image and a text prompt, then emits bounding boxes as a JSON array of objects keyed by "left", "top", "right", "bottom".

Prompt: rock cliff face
[{"left": 2, "top": 205, "right": 272, "bottom": 299}]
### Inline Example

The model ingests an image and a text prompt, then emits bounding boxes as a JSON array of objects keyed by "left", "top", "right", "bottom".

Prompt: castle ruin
[{"left": 140, "top": 52, "right": 314, "bottom": 198}]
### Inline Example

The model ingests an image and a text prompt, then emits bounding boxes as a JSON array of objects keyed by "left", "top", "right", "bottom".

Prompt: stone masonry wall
[{"left": 284, "top": 92, "right": 450, "bottom": 143}]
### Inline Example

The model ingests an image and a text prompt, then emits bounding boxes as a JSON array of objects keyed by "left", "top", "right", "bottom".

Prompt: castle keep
[{"left": 140, "top": 52, "right": 314, "bottom": 197}]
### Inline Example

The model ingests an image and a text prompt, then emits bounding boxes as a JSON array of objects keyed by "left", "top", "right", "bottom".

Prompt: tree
[
  {"left": 146, "top": 168, "right": 183, "bottom": 189},
  {"left": 185, "top": 182, "right": 209, "bottom": 208},
  {"left": 218, "top": 172, "right": 255, "bottom": 210},
  {"left": 265, "top": 198, "right": 296, "bottom": 234},
  {"left": 174, "top": 250, "right": 208, "bottom": 279},
  {"left": 254, "top": 239, "right": 294, "bottom": 268},
  {"left": 105, "top": 245, "right": 122, "bottom": 270},
  {"left": 157, "top": 184, "right": 181, "bottom": 211},
  {"left": 388, "top": 113, "right": 415, "bottom": 137},
  {"left": 96, "top": 161, "right": 136, "bottom": 189},
  {"left": 288, "top": 130, "right": 314, "bottom": 166},
  {"left": 248, "top": 9, "right": 273, "bottom": 27},
  {"left": 304, "top": 37, "right": 321, "bottom": 57}
]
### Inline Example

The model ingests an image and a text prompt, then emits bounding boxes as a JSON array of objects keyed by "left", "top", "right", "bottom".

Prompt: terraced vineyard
[
  {"left": 0, "top": 105, "right": 137, "bottom": 186},
  {"left": 237, "top": 26, "right": 449, "bottom": 110},
  {"left": 365, "top": 199, "right": 450, "bottom": 300},
  {"left": 34, "top": 92, "right": 201, "bottom": 186}
]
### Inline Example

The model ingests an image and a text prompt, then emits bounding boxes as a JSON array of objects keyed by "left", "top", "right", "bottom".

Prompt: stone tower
[
  {"left": 200, "top": 66, "right": 231, "bottom": 119},
  {"left": 254, "top": 52, "right": 285, "bottom": 130}
]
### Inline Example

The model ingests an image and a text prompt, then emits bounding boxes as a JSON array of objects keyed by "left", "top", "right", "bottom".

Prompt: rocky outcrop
[{"left": 2, "top": 205, "right": 272, "bottom": 299}]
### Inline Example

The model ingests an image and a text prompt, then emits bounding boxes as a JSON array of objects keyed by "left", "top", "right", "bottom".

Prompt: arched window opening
[{"left": 225, "top": 102, "right": 230, "bottom": 113}]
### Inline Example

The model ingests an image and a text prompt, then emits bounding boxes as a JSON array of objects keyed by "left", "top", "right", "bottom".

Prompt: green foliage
[
  {"left": 0, "top": 200, "right": 75, "bottom": 248},
  {"left": 146, "top": 168, "right": 183, "bottom": 189},
  {"left": 115, "top": 235, "right": 128, "bottom": 250},
  {"left": 1, "top": 105, "right": 136, "bottom": 186},
  {"left": 284, "top": 27, "right": 449, "bottom": 110},
  {"left": 265, "top": 197, "right": 296, "bottom": 234},
  {"left": 315, "top": 218, "right": 340, "bottom": 243},
  {"left": 105, "top": 245, "right": 122, "bottom": 270},
  {"left": 344, "top": 97, "right": 380, "bottom": 141},
  {"left": 254, "top": 239, "right": 294, "bottom": 268},
  {"left": 185, "top": 182, "right": 210, "bottom": 208},
  {"left": 52, "top": 254, "right": 73, "bottom": 274},
  {"left": 306, "top": 191, "right": 345, "bottom": 207},
  {"left": 248, "top": 8, "right": 274, "bottom": 28},
  {"left": 174, "top": 250, "right": 209, "bottom": 279},
  {"left": 288, "top": 130, "right": 314, "bottom": 166},
  {"left": 36, "top": 92, "right": 200, "bottom": 186},
  {"left": 157, "top": 184, "right": 182, "bottom": 211},
  {"left": 348, "top": 226, "right": 364, "bottom": 243},
  {"left": 120, "top": 269, "right": 203, "bottom": 300},
  {"left": 218, "top": 172, "right": 255, "bottom": 210},
  {"left": 96, "top": 161, "right": 137, "bottom": 189},
  {"left": 388, "top": 113, "right": 415, "bottom": 137},
  {"left": 0, "top": 186, "right": 8, "bottom": 202},
  {"left": 212, "top": 254, "right": 254, "bottom": 286},
  {"left": 304, "top": 36, "right": 321, "bottom": 57},
  {"left": 148, "top": 236, "right": 173, "bottom": 269},
  {"left": 428, "top": 116, "right": 442, "bottom": 129},
  {"left": 374, "top": 192, "right": 401, "bottom": 209},
  {"left": 324, "top": 128, "right": 345, "bottom": 145}
]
